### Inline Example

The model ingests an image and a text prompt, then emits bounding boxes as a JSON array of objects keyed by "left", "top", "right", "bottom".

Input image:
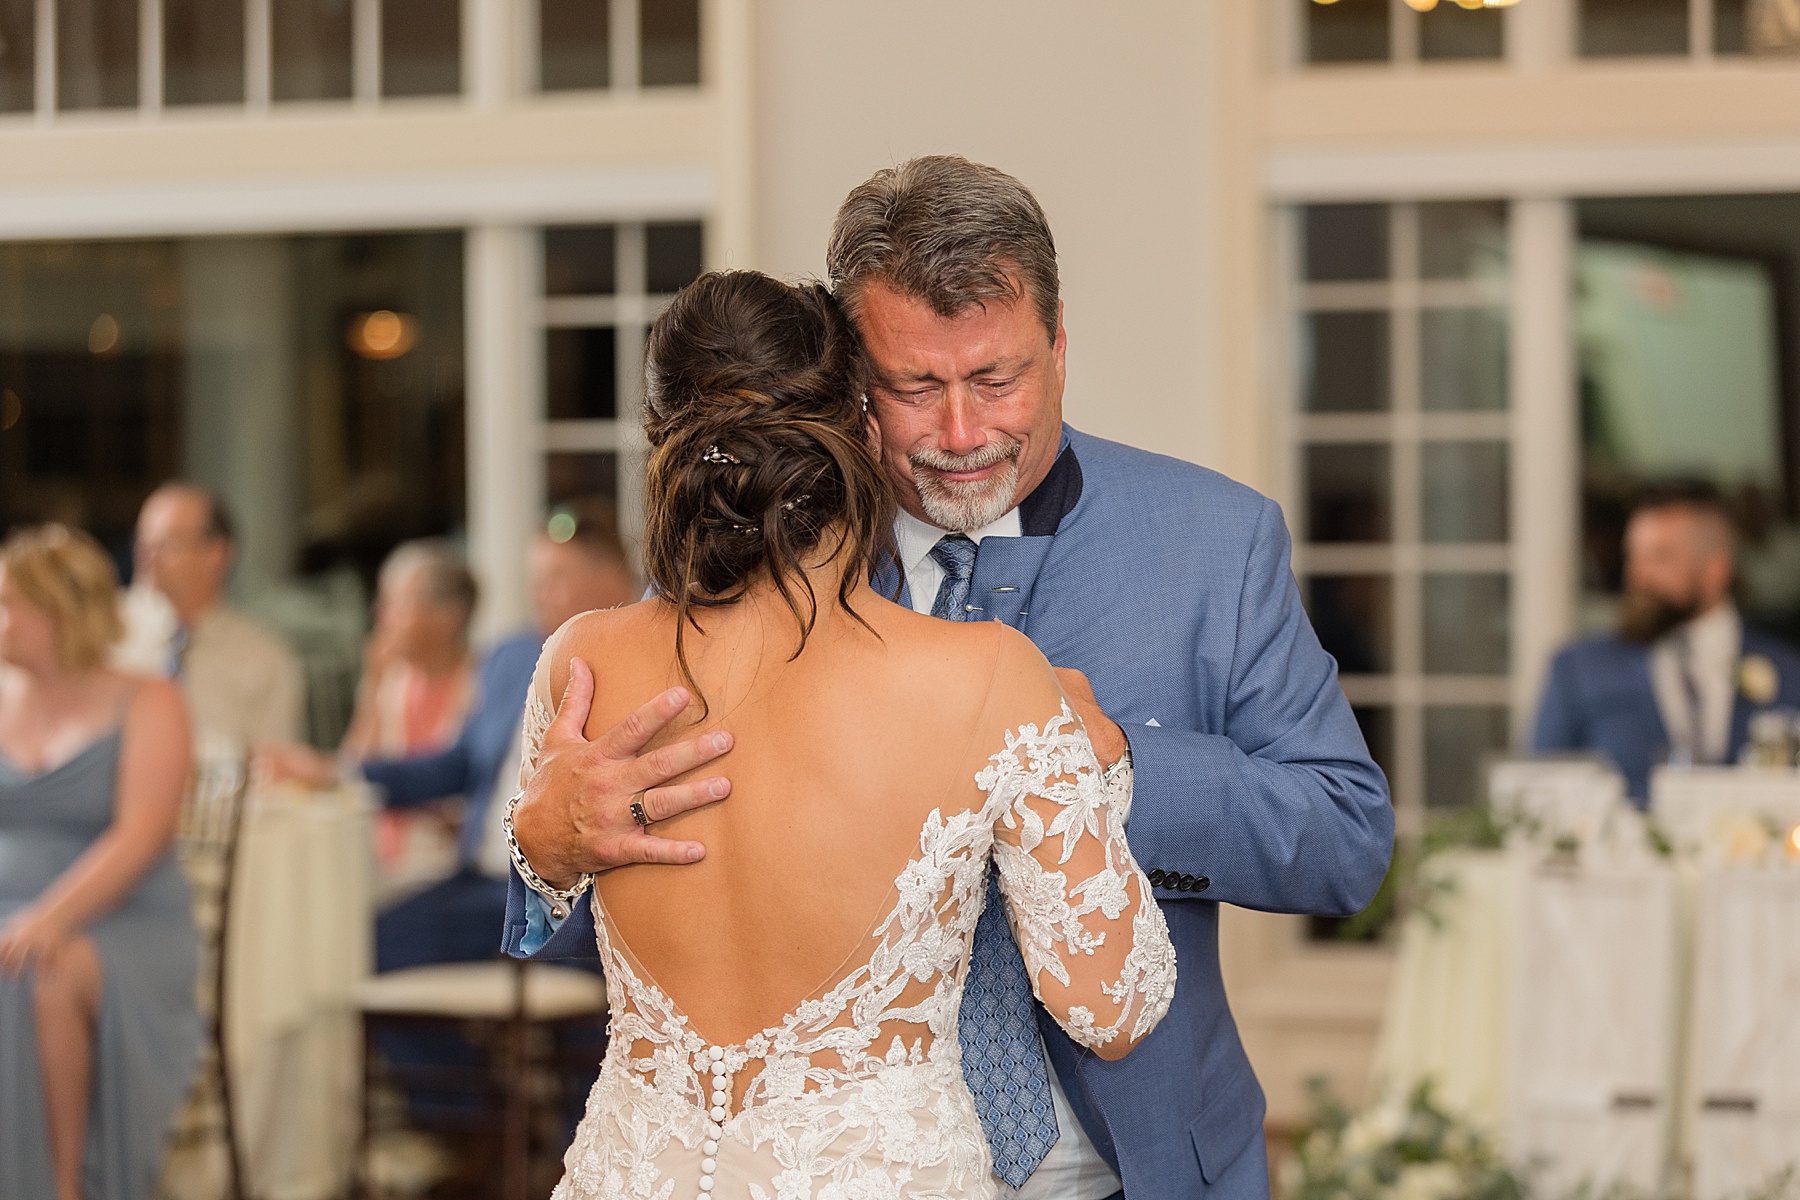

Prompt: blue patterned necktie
[{"left": 928, "top": 534, "right": 1060, "bottom": 1188}]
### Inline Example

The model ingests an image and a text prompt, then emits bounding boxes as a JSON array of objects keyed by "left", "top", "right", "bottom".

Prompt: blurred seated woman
[
  {"left": 340, "top": 540, "right": 478, "bottom": 898},
  {"left": 0, "top": 524, "right": 199, "bottom": 1200}
]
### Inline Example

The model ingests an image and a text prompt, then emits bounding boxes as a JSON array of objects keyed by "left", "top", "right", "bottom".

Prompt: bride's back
[
  {"left": 518, "top": 269, "right": 1059, "bottom": 1087},
  {"left": 544, "top": 592, "right": 1022, "bottom": 1053}
]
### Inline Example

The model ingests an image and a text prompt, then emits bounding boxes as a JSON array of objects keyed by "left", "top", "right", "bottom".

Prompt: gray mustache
[{"left": 909, "top": 440, "right": 1021, "bottom": 475}]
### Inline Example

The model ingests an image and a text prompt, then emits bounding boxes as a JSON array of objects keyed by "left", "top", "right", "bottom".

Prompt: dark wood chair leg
[
  {"left": 355, "top": 1017, "right": 375, "bottom": 1200},
  {"left": 503, "top": 961, "right": 530, "bottom": 1200}
]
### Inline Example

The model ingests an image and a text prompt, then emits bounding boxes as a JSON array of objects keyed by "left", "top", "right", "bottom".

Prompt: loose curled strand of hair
[{"left": 639, "top": 273, "right": 895, "bottom": 715}]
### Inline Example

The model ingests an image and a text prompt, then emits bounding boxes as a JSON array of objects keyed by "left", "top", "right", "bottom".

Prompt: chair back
[{"left": 171, "top": 752, "right": 252, "bottom": 1200}]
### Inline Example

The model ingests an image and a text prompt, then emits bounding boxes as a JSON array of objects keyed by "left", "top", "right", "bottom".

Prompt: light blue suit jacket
[
  {"left": 504, "top": 428, "right": 1393, "bottom": 1196},
  {"left": 364, "top": 629, "right": 542, "bottom": 866}
]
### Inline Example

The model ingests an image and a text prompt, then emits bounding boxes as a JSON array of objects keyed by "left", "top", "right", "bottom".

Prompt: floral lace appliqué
[{"left": 534, "top": 703, "right": 1176, "bottom": 1200}]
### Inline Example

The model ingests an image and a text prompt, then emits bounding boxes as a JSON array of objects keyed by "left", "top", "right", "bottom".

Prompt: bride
[{"left": 519, "top": 271, "right": 1175, "bottom": 1200}]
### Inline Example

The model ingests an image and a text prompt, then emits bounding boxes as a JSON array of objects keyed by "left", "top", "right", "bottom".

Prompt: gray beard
[{"left": 912, "top": 459, "right": 1020, "bottom": 532}]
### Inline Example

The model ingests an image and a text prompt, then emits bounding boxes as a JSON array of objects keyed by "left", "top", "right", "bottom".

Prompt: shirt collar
[
  {"left": 893, "top": 506, "right": 1023, "bottom": 579},
  {"left": 1664, "top": 601, "right": 1740, "bottom": 659}
]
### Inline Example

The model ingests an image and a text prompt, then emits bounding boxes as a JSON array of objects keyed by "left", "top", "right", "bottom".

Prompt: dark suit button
[
  {"left": 1178, "top": 874, "right": 1196, "bottom": 891},
  {"left": 1149, "top": 869, "right": 1167, "bottom": 887},
  {"left": 1194, "top": 876, "right": 1211, "bottom": 892}
]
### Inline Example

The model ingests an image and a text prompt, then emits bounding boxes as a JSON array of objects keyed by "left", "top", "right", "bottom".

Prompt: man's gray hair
[{"left": 826, "top": 156, "right": 1060, "bottom": 343}]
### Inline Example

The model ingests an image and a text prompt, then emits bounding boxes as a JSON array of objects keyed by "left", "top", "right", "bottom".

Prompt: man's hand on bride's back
[{"left": 511, "top": 658, "right": 734, "bottom": 889}]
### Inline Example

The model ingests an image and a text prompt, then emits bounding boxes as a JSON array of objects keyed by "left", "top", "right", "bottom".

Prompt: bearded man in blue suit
[
  {"left": 1533, "top": 483, "right": 1800, "bottom": 806},
  {"left": 501, "top": 157, "right": 1393, "bottom": 1198}
]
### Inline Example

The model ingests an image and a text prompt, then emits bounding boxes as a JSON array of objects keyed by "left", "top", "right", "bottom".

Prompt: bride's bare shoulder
[
  {"left": 869, "top": 604, "right": 1057, "bottom": 707},
  {"left": 535, "top": 598, "right": 671, "bottom": 696}
]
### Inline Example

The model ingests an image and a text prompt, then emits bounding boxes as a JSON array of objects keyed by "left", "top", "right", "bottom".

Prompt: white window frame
[
  {"left": 539, "top": 218, "right": 708, "bottom": 546},
  {"left": 1284, "top": 200, "right": 1518, "bottom": 833}
]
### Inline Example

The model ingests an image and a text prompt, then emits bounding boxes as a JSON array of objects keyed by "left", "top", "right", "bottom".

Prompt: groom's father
[{"left": 504, "top": 157, "right": 1392, "bottom": 1198}]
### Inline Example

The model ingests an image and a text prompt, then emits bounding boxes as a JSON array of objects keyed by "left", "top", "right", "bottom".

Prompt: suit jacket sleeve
[
  {"left": 504, "top": 869, "right": 601, "bottom": 960},
  {"left": 1121, "top": 497, "right": 1393, "bottom": 916},
  {"left": 1530, "top": 649, "right": 1583, "bottom": 753},
  {"left": 361, "top": 732, "right": 472, "bottom": 808}
]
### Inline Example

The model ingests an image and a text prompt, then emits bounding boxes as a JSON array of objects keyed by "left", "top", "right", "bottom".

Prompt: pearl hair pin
[{"left": 701, "top": 445, "right": 742, "bottom": 464}]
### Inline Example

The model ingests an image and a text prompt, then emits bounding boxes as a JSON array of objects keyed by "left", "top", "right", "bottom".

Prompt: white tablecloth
[
  {"left": 1377, "top": 846, "right": 1800, "bottom": 1198},
  {"left": 164, "top": 783, "right": 374, "bottom": 1200},
  {"left": 1687, "top": 866, "right": 1800, "bottom": 1199},
  {"left": 1371, "top": 849, "right": 1514, "bottom": 1134}
]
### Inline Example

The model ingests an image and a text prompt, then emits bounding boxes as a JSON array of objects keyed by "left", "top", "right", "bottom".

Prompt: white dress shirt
[
  {"left": 1650, "top": 602, "right": 1741, "bottom": 766},
  {"left": 895, "top": 506, "right": 1123, "bottom": 1200}
]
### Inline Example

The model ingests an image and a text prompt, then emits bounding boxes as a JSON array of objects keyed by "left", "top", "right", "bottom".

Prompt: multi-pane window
[
  {"left": 1302, "top": 0, "right": 1506, "bottom": 65},
  {"left": 0, "top": 0, "right": 703, "bottom": 117},
  {"left": 1291, "top": 201, "right": 1514, "bottom": 826},
  {"left": 1299, "top": 0, "right": 1785, "bottom": 66},
  {"left": 540, "top": 220, "right": 705, "bottom": 532},
  {"left": 537, "top": 0, "right": 702, "bottom": 92},
  {"left": 1579, "top": 0, "right": 1752, "bottom": 57}
]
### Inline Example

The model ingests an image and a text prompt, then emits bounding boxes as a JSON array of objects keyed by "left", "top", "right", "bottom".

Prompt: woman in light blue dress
[{"left": 0, "top": 524, "right": 200, "bottom": 1200}]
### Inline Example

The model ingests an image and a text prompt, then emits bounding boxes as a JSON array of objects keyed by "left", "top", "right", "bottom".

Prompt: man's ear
[
  {"left": 1052, "top": 302, "right": 1068, "bottom": 385},
  {"left": 863, "top": 394, "right": 883, "bottom": 454}
]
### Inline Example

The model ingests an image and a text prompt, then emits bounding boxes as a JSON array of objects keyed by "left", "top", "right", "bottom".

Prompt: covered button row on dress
[{"left": 700, "top": 1045, "right": 727, "bottom": 1194}]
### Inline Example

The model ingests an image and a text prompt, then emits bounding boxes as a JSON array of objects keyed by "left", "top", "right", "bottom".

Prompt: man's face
[
  {"left": 134, "top": 490, "right": 231, "bottom": 621},
  {"left": 855, "top": 281, "right": 1066, "bottom": 531},
  {"left": 529, "top": 536, "right": 636, "bottom": 636},
  {"left": 1619, "top": 506, "right": 1732, "bottom": 641},
  {"left": 374, "top": 566, "right": 464, "bottom": 663}
]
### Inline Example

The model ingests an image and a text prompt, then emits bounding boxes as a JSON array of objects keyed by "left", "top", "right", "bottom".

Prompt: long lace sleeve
[
  {"left": 516, "top": 657, "right": 556, "bottom": 793},
  {"left": 979, "top": 703, "right": 1177, "bottom": 1055}
]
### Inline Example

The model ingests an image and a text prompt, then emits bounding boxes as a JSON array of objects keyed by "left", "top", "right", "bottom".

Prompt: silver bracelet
[{"left": 502, "top": 790, "right": 595, "bottom": 920}]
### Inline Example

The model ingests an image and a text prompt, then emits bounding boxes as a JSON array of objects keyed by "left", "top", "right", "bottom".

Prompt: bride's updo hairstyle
[{"left": 641, "top": 271, "right": 894, "bottom": 695}]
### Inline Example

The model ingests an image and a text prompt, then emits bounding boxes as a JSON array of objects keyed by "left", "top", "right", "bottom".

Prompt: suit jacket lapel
[
  {"left": 966, "top": 436, "right": 1083, "bottom": 633},
  {"left": 968, "top": 537, "right": 1055, "bottom": 632},
  {"left": 1729, "top": 630, "right": 1752, "bottom": 759},
  {"left": 1629, "top": 645, "right": 1672, "bottom": 750}
]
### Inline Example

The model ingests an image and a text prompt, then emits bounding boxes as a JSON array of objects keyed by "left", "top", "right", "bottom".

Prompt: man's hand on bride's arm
[
  {"left": 511, "top": 658, "right": 733, "bottom": 889},
  {"left": 1053, "top": 667, "right": 1127, "bottom": 769}
]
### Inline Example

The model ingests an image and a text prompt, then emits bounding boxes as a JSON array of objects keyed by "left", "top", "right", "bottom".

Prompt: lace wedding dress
[{"left": 520, "top": 690, "right": 1177, "bottom": 1200}]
